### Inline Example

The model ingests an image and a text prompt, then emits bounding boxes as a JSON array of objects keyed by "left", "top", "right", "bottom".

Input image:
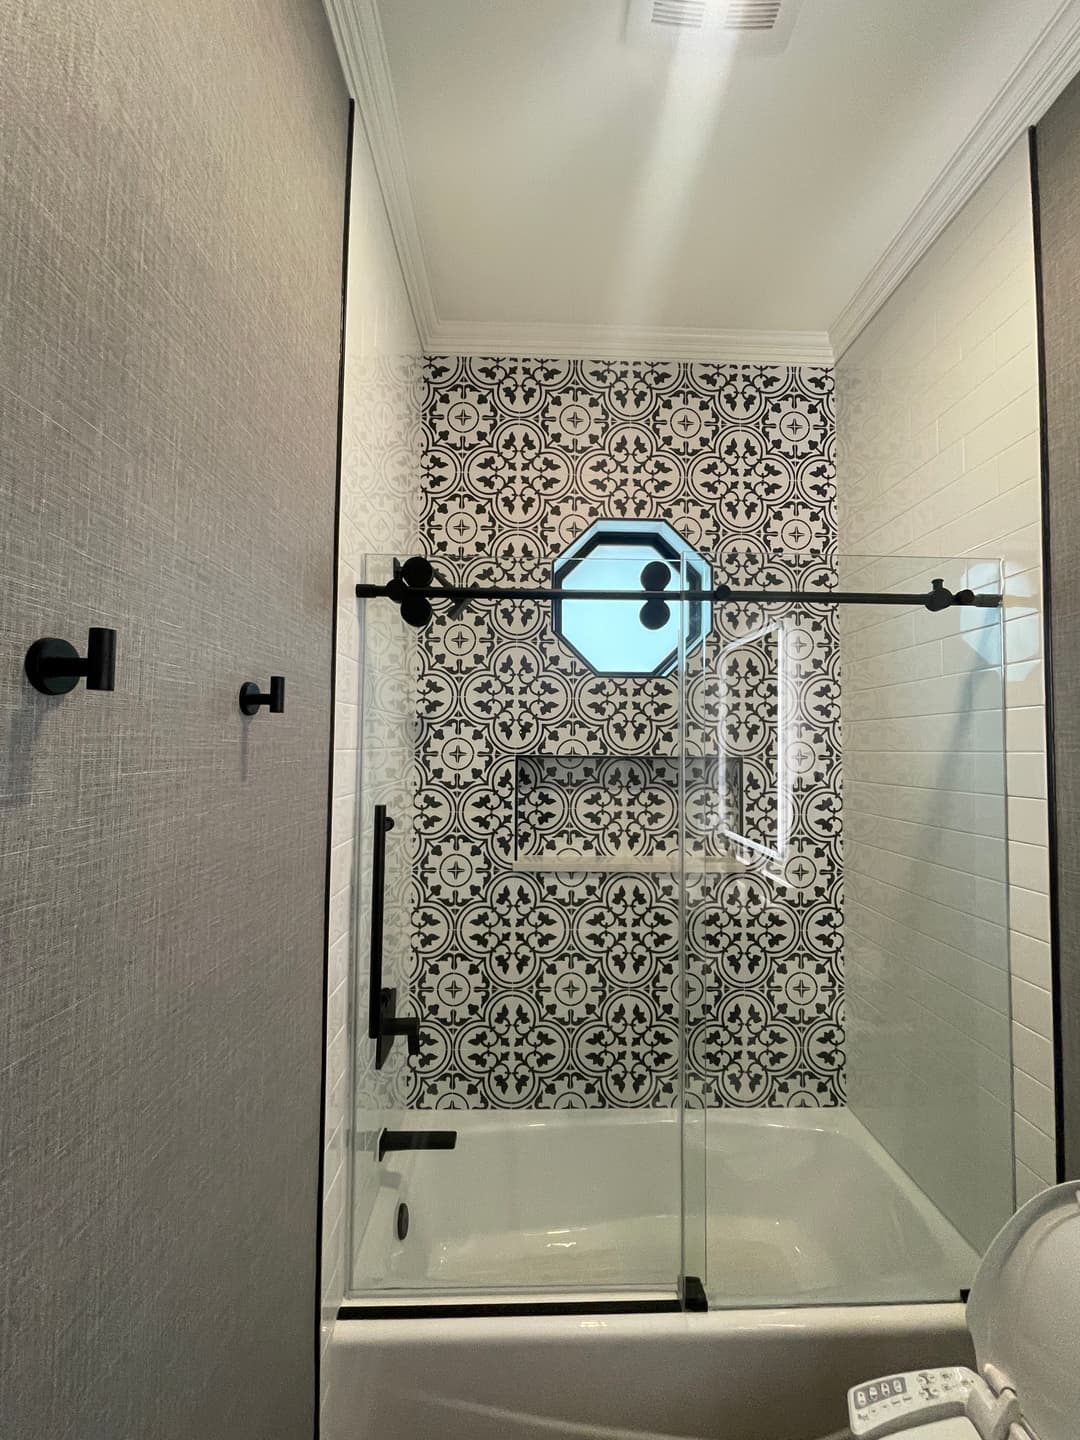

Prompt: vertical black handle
[
  {"left": 368, "top": 805, "right": 394, "bottom": 1042},
  {"left": 368, "top": 805, "right": 424, "bottom": 1068}
]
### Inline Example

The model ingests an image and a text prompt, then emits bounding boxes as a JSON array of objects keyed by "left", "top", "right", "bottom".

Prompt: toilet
[{"left": 846, "top": 1181, "right": 1080, "bottom": 1439}]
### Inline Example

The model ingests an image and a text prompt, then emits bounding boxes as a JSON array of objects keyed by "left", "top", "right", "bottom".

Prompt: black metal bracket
[
  {"left": 24, "top": 627, "right": 117, "bottom": 696},
  {"left": 357, "top": 556, "right": 1003, "bottom": 629},
  {"left": 679, "top": 1274, "right": 708, "bottom": 1312},
  {"left": 374, "top": 985, "right": 421, "bottom": 1069},
  {"left": 239, "top": 676, "right": 284, "bottom": 715}
]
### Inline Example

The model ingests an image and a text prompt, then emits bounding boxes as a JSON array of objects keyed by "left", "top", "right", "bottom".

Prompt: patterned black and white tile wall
[{"left": 407, "top": 357, "right": 844, "bottom": 1109}]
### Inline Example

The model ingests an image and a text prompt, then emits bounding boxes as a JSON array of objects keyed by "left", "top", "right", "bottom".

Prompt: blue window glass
[{"left": 552, "top": 520, "right": 712, "bottom": 676}]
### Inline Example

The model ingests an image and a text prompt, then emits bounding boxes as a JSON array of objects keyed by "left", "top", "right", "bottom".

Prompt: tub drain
[{"left": 395, "top": 1202, "right": 409, "bottom": 1242}]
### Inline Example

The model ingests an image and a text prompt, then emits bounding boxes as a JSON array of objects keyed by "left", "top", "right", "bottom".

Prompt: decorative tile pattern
[
  {"left": 410, "top": 358, "right": 844, "bottom": 1108},
  {"left": 516, "top": 755, "right": 743, "bottom": 865}
]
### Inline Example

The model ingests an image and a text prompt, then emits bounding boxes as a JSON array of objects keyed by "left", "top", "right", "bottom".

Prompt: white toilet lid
[{"left": 967, "top": 1181, "right": 1080, "bottom": 1440}]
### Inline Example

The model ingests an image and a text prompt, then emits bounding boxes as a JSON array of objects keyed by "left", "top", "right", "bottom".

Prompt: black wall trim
[
  {"left": 337, "top": 1297, "right": 682, "bottom": 1321},
  {"left": 1028, "top": 123, "right": 1067, "bottom": 1184},
  {"left": 314, "top": 98, "right": 356, "bottom": 1434}
]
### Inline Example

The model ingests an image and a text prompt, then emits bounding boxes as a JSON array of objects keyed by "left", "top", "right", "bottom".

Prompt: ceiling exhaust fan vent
[
  {"left": 626, "top": 0, "right": 803, "bottom": 51},
  {"left": 722, "top": 1, "right": 784, "bottom": 29},
  {"left": 651, "top": 0, "right": 710, "bottom": 28}
]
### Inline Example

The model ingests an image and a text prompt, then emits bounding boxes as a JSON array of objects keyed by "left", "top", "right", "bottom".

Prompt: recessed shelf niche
[{"left": 513, "top": 753, "right": 744, "bottom": 873}]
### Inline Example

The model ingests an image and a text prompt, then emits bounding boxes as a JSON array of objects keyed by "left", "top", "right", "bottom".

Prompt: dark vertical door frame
[
  {"left": 1028, "top": 124, "right": 1067, "bottom": 1184},
  {"left": 314, "top": 98, "right": 356, "bottom": 1434}
]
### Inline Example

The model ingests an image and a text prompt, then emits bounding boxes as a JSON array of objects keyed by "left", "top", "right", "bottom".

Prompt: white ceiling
[{"left": 366, "top": 0, "right": 1071, "bottom": 348}]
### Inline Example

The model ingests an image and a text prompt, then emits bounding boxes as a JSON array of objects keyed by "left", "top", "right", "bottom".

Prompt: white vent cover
[{"left": 625, "top": 0, "right": 804, "bottom": 52}]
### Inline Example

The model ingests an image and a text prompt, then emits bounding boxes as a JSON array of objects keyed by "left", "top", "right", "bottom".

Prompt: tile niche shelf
[{"left": 513, "top": 754, "right": 745, "bottom": 874}]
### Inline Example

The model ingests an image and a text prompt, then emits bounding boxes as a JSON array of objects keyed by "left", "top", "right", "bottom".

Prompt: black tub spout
[{"left": 377, "top": 1129, "right": 458, "bottom": 1162}]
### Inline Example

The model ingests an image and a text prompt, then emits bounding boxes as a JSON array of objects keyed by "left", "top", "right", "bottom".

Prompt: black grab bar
[{"left": 368, "top": 804, "right": 425, "bottom": 1069}]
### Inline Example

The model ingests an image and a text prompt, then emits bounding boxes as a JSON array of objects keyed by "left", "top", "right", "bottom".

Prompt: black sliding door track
[{"left": 337, "top": 1296, "right": 683, "bottom": 1320}]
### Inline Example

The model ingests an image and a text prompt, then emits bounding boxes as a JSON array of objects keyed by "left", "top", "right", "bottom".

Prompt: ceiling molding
[
  {"left": 325, "top": 0, "right": 831, "bottom": 366},
  {"left": 323, "top": 0, "right": 438, "bottom": 343},
  {"left": 426, "top": 320, "right": 834, "bottom": 366},
  {"left": 830, "top": 0, "right": 1080, "bottom": 359},
  {"left": 329, "top": 0, "right": 1080, "bottom": 368}
]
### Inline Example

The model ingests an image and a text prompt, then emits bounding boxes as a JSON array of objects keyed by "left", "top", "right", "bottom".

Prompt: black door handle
[
  {"left": 368, "top": 805, "right": 425, "bottom": 1069},
  {"left": 368, "top": 805, "right": 393, "bottom": 1045}
]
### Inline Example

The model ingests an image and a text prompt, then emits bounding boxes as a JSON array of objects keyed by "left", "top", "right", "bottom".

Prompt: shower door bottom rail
[{"left": 338, "top": 1291, "right": 686, "bottom": 1320}]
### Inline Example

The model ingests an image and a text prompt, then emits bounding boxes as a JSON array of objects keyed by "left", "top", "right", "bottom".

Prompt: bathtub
[{"left": 325, "top": 1109, "right": 978, "bottom": 1439}]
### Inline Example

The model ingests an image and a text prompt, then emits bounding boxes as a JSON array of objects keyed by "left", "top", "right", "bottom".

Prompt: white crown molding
[
  {"left": 425, "top": 320, "right": 834, "bottom": 366},
  {"left": 323, "top": 0, "right": 438, "bottom": 343},
  {"left": 329, "top": 0, "right": 1080, "bottom": 367},
  {"left": 830, "top": 0, "right": 1080, "bottom": 359},
  {"left": 324, "top": 0, "right": 832, "bottom": 366}
]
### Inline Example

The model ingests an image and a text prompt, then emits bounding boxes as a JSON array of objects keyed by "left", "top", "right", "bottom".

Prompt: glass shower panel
[
  {"left": 690, "top": 585, "right": 840, "bottom": 1308},
  {"left": 348, "top": 556, "right": 420, "bottom": 1294},
  {"left": 698, "top": 554, "right": 1010, "bottom": 1309},
  {"left": 838, "top": 554, "right": 1013, "bottom": 1270},
  {"left": 347, "top": 551, "right": 697, "bottom": 1301}
]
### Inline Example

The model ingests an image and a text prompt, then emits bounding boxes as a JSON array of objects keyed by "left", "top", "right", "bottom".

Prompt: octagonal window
[{"left": 552, "top": 520, "right": 712, "bottom": 676}]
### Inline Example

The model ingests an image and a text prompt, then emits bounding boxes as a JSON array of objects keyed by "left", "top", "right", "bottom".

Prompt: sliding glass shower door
[
  {"left": 694, "top": 553, "right": 1012, "bottom": 1310},
  {"left": 346, "top": 546, "right": 1012, "bottom": 1312},
  {"left": 347, "top": 551, "right": 701, "bottom": 1303}
]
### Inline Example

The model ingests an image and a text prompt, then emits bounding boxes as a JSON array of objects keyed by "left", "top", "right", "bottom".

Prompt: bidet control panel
[{"left": 848, "top": 1367, "right": 977, "bottom": 1438}]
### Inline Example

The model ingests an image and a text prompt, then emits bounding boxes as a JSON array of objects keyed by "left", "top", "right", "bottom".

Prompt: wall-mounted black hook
[
  {"left": 239, "top": 676, "right": 284, "bottom": 716},
  {"left": 24, "top": 627, "right": 117, "bottom": 696}
]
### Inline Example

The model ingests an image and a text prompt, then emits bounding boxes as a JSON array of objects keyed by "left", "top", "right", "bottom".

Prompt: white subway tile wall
[
  {"left": 836, "top": 138, "right": 1053, "bottom": 1236},
  {"left": 321, "top": 121, "right": 422, "bottom": 1397}
]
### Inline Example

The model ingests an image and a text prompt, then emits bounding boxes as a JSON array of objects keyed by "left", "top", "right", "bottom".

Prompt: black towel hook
[
  {"left": 239, "top": 676, "right": 284, "bottom": 716},
  {"left": 24, "top": 627, "right": 117, "bottom": 696}
]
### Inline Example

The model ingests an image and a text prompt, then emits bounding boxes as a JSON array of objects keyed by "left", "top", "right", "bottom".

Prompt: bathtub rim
[
  {"left": 333, "top": 1297, "right": 968, "bottom": 1335},
  {"left": 323, "top": 1300, "right": 973, "bottom": 1440}
]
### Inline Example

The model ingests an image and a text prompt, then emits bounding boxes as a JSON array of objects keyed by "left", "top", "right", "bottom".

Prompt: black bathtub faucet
[{"left": 377, "top": 1129, "right": 458, "bottom": 1162}]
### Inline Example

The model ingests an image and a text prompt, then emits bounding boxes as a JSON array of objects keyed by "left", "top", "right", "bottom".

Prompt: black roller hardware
[{"left": 358, "top": 555, "right": 1004, "bottom": 626}]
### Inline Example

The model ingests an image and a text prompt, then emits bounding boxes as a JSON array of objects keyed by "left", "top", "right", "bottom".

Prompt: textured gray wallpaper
[
  {"left": 1036, "top": 85, "right": 1080, "bottom": 1178},
  {"left": 0, "top": 3, "right": 346, "bottom": 1436}
]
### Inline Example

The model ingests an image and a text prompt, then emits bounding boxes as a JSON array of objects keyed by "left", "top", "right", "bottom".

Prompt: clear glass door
[
  {"left": 696, "top": 555, "right": 1010, "bottom": 1309},
  {"left": 347, "top": 549, "right": 701, "bottom": 1303},
  {"left": 836, "top": 554, "right": 1013, "bottom": 1290}
]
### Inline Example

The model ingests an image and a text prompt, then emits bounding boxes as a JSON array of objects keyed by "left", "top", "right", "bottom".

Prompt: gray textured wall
[
  {"left": 0, "top": 3, "right": 346, "bottom": 1436},
  {"left": 1036, "top": 84, "right": 1080, "bottom": 1179}
]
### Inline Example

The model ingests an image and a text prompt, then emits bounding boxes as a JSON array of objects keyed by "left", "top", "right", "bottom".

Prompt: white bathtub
[
  {"left": 326, "top": 1109, "right": 978, "bottom": 1439},
  {"left": 351, "top": 1108, "right": 978, "bottom": 1304}
]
